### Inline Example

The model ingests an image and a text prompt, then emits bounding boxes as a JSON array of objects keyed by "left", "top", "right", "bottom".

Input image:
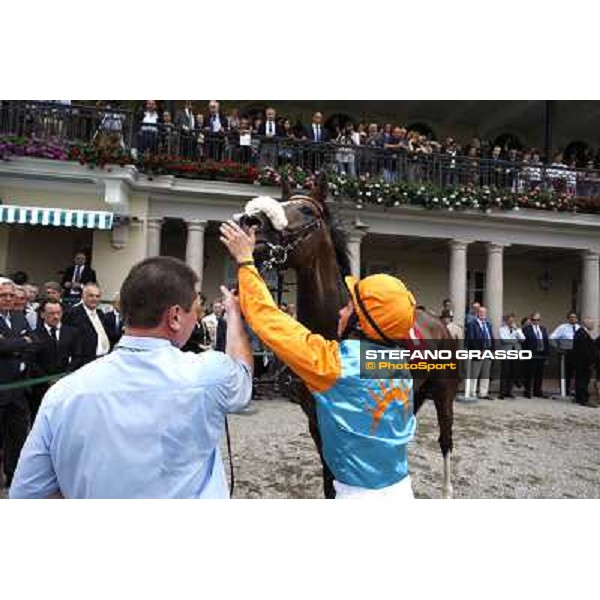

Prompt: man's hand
[
  {"left": 220, "top": 221, "right": 256, "bottom": 264},
  {"left": 220, "top": 286, "right": 241, "bottom": 316}
]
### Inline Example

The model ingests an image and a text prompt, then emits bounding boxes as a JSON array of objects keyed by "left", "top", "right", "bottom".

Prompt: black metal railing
[{"left": 3, "top": 101, "right": 600, "bottom": 198}]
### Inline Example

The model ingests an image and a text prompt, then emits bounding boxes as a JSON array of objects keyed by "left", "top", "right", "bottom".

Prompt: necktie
[
  {"left": 316, "top": 125, "right": 320, "bottom": 142},
  {"left": 536, "top": 326, "right": 543, "bottom": 351},
  {"left": 3, "top": 313, "right": 11, "bottom": 329},
  {"left": 572, "top": 324, "right": 576, "bottom": 336},
  {"left": 50, "top": 326, "right": 58, "bottom": 347},
  {"left": 89, "top": 310, "right": 110, "bottom": 356}
]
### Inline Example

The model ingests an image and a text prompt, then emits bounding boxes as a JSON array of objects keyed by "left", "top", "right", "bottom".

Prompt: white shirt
[
  {"left": 184, "top": 108, "right": 195, "bottom": 130},
  {"left": 10, "top": 336, "right": 252, "bottom": 499},
  {"left": 85, "top": 306, "right": 110, "bottom": 356},
  {"left": 45, "top": 322, "right": 61, "bottom": 342},
  {"left": 550, "top": 322, "right": 580, "bottom": 350},
  {"left": 498, "top": 325, "right": 525, "bottom": 348},
  {"left": 265, "top": 120, "right": 276, "bottom": 137}
]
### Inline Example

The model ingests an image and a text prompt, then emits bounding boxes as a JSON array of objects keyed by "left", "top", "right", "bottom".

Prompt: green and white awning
[{"left": 0, "top": 205, "right": 114, "bottom": 230}]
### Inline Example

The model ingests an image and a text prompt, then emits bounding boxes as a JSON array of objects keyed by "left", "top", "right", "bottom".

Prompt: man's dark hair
[
  {"left": 120, "top": 257, "right": 199, "bottom": 328},
  {"left": 567, "top": 311, "right": 578, "bottom": 319},
  {"left": 38, "top": 298, "right": 62, "bottom": 314},
  {"left": 11, "top": 271, "right": 28, "bottom": 285}
]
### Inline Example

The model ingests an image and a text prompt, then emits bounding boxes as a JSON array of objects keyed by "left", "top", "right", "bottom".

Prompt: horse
[{"left": 238, "top": 175, "right": 459, "bottom": 498}]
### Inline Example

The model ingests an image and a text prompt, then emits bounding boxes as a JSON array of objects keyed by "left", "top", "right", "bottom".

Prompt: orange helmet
[{"left": 345, "top": 274, "right": 416, "bottom": 342}]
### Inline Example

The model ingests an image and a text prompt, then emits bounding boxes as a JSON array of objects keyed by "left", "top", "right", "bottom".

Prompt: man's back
[{"left": 10, "top": 335, "right": 252, "bottom": 499}]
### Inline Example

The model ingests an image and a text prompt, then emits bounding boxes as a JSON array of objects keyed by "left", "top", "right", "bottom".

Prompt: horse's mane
[{"left": 321, "top": 202, "right": 351, "bottom": 278}]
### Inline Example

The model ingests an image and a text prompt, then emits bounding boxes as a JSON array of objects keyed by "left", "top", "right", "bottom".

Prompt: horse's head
[{"left": 236, "top": 174, "right": 331, "bottom": 273}]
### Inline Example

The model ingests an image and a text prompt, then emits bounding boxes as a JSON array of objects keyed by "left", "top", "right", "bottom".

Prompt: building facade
[{"left": 1, "top": 157, "right": 599, "bottom": 334}]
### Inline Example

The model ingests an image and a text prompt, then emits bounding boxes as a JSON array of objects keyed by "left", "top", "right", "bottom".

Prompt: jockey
[{"left": 220, "top": 221, "right": 417, "bottom": 499}]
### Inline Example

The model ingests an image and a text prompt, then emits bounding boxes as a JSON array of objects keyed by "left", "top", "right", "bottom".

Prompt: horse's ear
[
  {"left": 311, "top": 172, "right": 329, "bottom": 205},
  {"left": 281, "top": 177, "right": 292, "bottom": 201}
]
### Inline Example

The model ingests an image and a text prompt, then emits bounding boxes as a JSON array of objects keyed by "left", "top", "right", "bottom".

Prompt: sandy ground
[
  {"left": 2, "top": 395, "right": 598, "bottom": 499},
  {"left": 222, "top": 395, "right": 600, "bottom": 499}
]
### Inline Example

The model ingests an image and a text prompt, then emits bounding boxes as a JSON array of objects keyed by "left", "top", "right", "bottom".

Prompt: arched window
[
  {"left": 493, "top": 133, "right": 524, "bottom": 151},
  {"left": 563, "top": 140, "right": 590, "bottom": 166}
]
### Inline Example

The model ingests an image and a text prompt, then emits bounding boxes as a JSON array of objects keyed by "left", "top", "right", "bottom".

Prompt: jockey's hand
[
  {"left": 220, "top": 285, "right": 241, "bottom": 316},
  {"left": 219, "top": 220, "right": 256, "bottom": 263}
]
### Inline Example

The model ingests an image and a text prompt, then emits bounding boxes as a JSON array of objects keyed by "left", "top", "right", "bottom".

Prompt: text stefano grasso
[{"left": 363, "top": 348, "right": 533, "bottom": 361}]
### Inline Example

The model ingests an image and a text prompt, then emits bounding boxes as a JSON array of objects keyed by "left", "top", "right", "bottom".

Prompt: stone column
[
  {"left": 485, "top": 243, "right": 505, "bottom": 334},
  {"left": 581, "top": 250, "right": 600, "bottom": 334},
  {"left": 146, "top": 218, "right": 163, "bottom": 257},
  {"left": 448, "top": 240, "right": 469, "bottom": 329},
  {"left": 347, "top": 220, "right": 369, "bottom": 278},
  {"left": 186, "top": 220, "right": 207, "bottom": 289}
]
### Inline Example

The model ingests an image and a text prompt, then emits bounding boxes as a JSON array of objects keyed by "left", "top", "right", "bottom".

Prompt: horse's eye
[
  {"left": 241, "top": 215, "right": 263, "bottom": 230},
  {"left": 298, "top": 205, "right": 314, "bottom": 217}
]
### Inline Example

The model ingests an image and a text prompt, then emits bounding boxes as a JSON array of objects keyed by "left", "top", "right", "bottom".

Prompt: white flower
[
  {"left": 377, "top": 197, "right": 382, "bottom": 203},
  {"left": 433, "top": 197, "right": 438, "bottom": 203},
  {"left": 513, "top": 206, "right": 520, "bottom": 211},
  {"left": 448, "top": 207, "right": 454, "bottom": 211},
  {"left": 393, "top": 201, "right": 400, "bottom": 206},
  {"left": 366, "top": 191, "right": 372, "bottom": 197}
]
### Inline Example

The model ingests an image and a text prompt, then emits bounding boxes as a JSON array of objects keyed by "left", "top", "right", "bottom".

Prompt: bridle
[{"left": 240, "top": 196, "right": 325, "bottom": 275}]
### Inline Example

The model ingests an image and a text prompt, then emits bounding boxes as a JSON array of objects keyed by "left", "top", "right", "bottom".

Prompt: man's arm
[
  {"left": 220, "top": 286, "right": 253, "bottom": 371},
  {"left": 219, "top": 221, "right": 341, "bottom": 394}
]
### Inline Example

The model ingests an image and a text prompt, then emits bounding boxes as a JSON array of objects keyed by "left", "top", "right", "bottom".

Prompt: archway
[
  {"left": 563, "top": 140, "right": 590, "bottom": 166},
  {"left": 493, "top": 133, "right": 524, "bottom": 151}
]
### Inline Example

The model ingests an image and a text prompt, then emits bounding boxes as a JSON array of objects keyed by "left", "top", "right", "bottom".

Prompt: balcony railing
[{"left": 2, "top": 100, "right": 600, "bottom": 199}]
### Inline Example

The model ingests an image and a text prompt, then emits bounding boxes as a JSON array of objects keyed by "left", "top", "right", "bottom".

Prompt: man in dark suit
[
  {"left": 572, "top": 317, "right": 598, "bottom": 407},
  {"left": 203, "top": 100, "right": 228, "bottom": 161},
  {"left": 175, "top": 101, "right": 197, "bottom": 159},
  {"left": 465, "top": 305, "right": 495, "bottom": 399},
  {"left": 181, "top": 294, "right": 211, "bottom": 354},
  {"left": 521, "top": 312, "right": 550, "bottom": 398},
  {"left": 61, "top": 251, "right": 97, "bottom": 304},
  {"left": 29, "top": 298, "right": 82, "bottom": 423},
  {"left": 0, "top": 279, "right": 36, "bottom": 488},
  {"left": 103, "top": 293, "right": 124, "bottom": 347},
  {"left": 257, "top": 106, "right": 282, "bottom": 167},
  {"left": 302, "top": 112, "right": 330, "bottom": 173},
  {"left": 62, "top": 283, "right": 111, "bottom": 366}
]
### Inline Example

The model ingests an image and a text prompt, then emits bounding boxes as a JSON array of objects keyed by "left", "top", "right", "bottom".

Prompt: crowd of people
[
  {"left": 439, "top": 300, "right": 600, "bottom": 406},
  {"left": 0, "top": 251, "right": 236, "bottom": 490}
]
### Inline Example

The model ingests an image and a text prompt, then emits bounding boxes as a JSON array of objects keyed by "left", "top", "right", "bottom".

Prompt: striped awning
[{"left": 0, "top": 205, "right": 114, "bottom": 230}]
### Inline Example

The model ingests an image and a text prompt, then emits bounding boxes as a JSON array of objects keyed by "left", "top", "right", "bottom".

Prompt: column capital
[
  {"left": 448, "top": 239, "right": 470, "bottom": 251},
  {"left": 186, "top": 219, "right": 208, "bottom": 232},
  {"left": 582, "top": 249, "right": 600, "bottom": 262},
  {"left": 347, "top": 218, "right": 369, "bottom": 242},
  {"left": 146, "top": 217, "right": 164, "bottom": 230},
  {"left": 486, "top": 242, "right": 507, "bottom": 254}
]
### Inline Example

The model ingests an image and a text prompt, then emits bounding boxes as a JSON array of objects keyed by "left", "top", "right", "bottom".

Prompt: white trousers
[
  {"left": 334, "top": 475, "right": 414, "bottom": 499},
  {"left": 470, "top": 358, "right": 492, "bottom": 397}
]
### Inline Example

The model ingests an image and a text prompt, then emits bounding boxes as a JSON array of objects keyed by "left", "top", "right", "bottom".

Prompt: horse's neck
[{"left": 295, "top": 255, "right": 344, "bottom": 340}]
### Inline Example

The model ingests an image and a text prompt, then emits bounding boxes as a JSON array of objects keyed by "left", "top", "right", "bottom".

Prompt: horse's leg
[
  {"left": 295, "top": 383, "right": 336, "bottom": 499},
  {"left": 431, "top": 377, "right": 456, "bottom": 499}
]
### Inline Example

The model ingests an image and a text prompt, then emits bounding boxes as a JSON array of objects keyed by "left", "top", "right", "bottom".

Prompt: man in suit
[
  {"left": 257, "top": 106, "right": 282, "bottom": 167},
  {"left": 572, "top": 317, "right": 598, "bottom": 407},
  {"left": 549, "top": 311, "right": 581, "bottom": 396},
  {"left": 103, "top": 293, "right": 124, "bottom": 347},
  {"left": 204, "top": 100, "right": 228, "bottom": 161},
  {"left": 175, "top": 101, "right": 196, "bottom": 159},
  {"left": 61, "top": 252, "right": 97, "bottom": 303},
  {"left": 0, "top": 279, "right": 36, "bottom": 489},
  {"left": 62, "top": 283, "right": 111, "bottom": 366},
  {"left": 465, "top": 305, "right": 495, "bottom": 399},
  {"left": 521, "top": 312, "right": 550, "bottom": 398},
  {"left": 303, "top": 112, "right": 330, "bottom": 173},
  {"left": 29, "top": 298, "right": 82, "bottom": 423},
  {"left": 181, "top": 294, "right": 211, "bottom": 354}
]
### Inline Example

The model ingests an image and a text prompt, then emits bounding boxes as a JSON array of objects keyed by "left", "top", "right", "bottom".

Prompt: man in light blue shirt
[{"left": 10, "top": 256, "right": 253, "bottom": 499}]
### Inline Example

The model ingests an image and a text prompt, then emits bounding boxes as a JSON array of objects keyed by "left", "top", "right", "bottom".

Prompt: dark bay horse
[{"left": 240, "top": 176, "right": 458, "bottom": 498}]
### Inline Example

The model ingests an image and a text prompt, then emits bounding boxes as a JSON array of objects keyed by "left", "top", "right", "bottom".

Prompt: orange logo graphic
[{"left": 365, "top": 379, "right": 411, "bottom": 434}]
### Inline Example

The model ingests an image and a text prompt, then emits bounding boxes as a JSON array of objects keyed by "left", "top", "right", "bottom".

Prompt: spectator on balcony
[
  {"left": 204, "top": 101, "right": 227, "bottom": 161},
  {"left": 160, "top": 111, "right": 177, "bottom": 155},
  {"left": 227, "top": 108, "right": 241, "bottom": 131},
  {"left": 380, "top": 123, "right": 393, "bottom": 146},
  {"left": 137, "top": 100, "right": 160, "bottom": 155},
  {"left": 236, "top": 117, "right": 253, "bottom": 164},
  {"left": 467, "top": 146, "right": 480, "bottom": 186},
  {"left": 175, "top": 101, "right": 197, "bottom": 159},
  {"left": 258, "top": 107, "right": 281, "bottom": 167},
  {"left": 383, "top": 126, "right": 407, "bottom": 183},
  {"left": 95, "top": 103, "right": 125, "bottom": 151},
  {"left": 195, "top": 113, "right": 205, "bottom": 159},
  {"left": 303, "top": 112, "right": 329, "bottom": 144},
  {"left": 335, "top": 122, "right": 358, "bottom": 177},
  {"left": 278, "top": 118, "right": 297, "bottom": 166},
  {"left": 357, "top": 123, "right": 367, "bottom": 145}
]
